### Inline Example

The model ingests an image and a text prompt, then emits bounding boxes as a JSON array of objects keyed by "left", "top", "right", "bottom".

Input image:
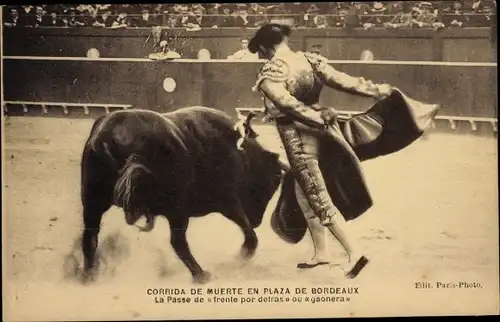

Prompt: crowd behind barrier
[{"left": 3, "top": 1, "right": 497, "bottom": 30}]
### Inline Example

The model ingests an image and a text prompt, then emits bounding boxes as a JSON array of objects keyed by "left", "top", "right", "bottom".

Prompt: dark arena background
[{"left": 2, "top": 2, "right": 499, "bottom": 320}]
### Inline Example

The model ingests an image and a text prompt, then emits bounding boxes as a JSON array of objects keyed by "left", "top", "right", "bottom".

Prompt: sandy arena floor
[{"left": 2, "top": 116, "right": 499, "bottom": 320}]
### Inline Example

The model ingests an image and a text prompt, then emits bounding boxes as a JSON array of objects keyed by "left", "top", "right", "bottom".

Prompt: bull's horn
[
  {"left": 244, "top": 112, "right": 258, "bottom": 139},
  {"left": 245, "top": 111, "right": 256, "bottom": 126}
]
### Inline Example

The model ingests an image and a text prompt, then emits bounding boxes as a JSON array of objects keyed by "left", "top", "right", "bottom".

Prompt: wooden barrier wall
[
  {"left": 2, "top": 27, "right": 496, "bottom": 62},
  {"left": 3, "top": 58, "right": 497, "bottom": 120}
]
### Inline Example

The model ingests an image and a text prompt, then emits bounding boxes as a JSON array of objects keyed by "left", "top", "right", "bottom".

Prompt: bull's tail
[{"left": 113, "top": 154, "right": 155, "bottom": 226}]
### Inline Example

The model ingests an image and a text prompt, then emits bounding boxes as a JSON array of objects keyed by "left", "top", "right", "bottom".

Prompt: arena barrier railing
[
  {"left": 235, "top": 107, "right": 498, "bottom": 133},
  {"left": 3, "top": 56, "right": 498, "bottom": 66},
  {"left": 2, "top": 101, "right": 132, "bottom": 116},
  {"left": 2, "top": 56, "right": 497, "bottom": 135}
]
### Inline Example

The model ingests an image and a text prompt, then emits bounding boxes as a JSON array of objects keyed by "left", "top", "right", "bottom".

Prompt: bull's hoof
[
  {"left": 193, "top": 271, "right": 211, "bottom": 284},
  {"left": 240, "top": 246, "right": 257, "bottom": 260},
  {"left": 80, "top": 269, "right": 97, "bottom": 285}
]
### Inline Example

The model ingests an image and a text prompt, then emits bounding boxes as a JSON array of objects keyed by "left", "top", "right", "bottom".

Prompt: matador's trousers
[{"left": 276, "top": 118, "right": 340, "bottom": 226}]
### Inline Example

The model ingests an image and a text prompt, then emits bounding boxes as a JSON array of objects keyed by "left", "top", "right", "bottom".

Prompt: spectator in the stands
[
  {"left": 76, "top": 4, "right": 96, "bottom": 15},
  {"left": 303, "top": 3, "right": 320, "bottom": 27},
  {"left": 233, "top": 4, "right": 251, "bottom": 27},
  {"left": 328, "top": 2, "right": 362, "bottom": 29},
  {"left": 133, "top": 6, "right": 160, "bottom": 27},
  {"left": 112, "top": 10, "right": 130, "bottom": 28},
  {"left": 175, "top": 5, "right": 195, "bottom": 28},
  {"left": 153, "top": 4, "right": 166, "bottom": 16},
  {"left": 285, "top": 3, "right": 305, "bottom": 27},
  {"left": 203, "top": 3, "right": 219, "bottom": 28},
  {"left": 385, "top": 2, "right": 413, "bottom": 28},
  {"left": 462, "top": 0, "right": 475, "bottom": 12},
  {"left": 95, "top": 4, "right": 112, "bottom": 14},
  {"left": 327, "top": 3, "right": 344, "bottom": 27},
  {"left": 227, "top": 37, "right": 258, "bottom": 60},
  {"left": 266, "top": 3, "right": 287, "bottom": 22},
  {"left": 304, "top": 3, "right": 330, "bottom": 28},
  {"left": 248, "top": 3, "right": 268, "bottom": 27},
  {"left": 472, "top": 0, "right": 482, "bottom": 11},
  {"left": 120, "top": 4, "right": 133, "bottom": 14},
  {"left": 439, "top": 1, "right": 464, "bottom": 27},
  {"left": 470, "top": 0, "right": 495, "bottom": 26},
  {"left": 3, "top": 2, "right": 497, "bottom": 29},
  {"left": 385, "top": 1, "right": 405, "bottom": 24},
  {"left": 313, "top": 13, "right": 329, "bottom": 28},
  {"left": 32, "top": 6, "right": 46, "bottom": 27},
  {"left": 412, "top": 2, "right": 442, "bottom": 28},
  {"left": 68, "top": 8, "right": 86, "bottom": 27},
  {"left": 18, "top": 5, "right": 37, "bottom": 27},
  {"left": 218, "top": 4, "right": 236, "bottom": 27},
  {"left": 3, "top": 7, "right": 20, "bottom": 27},
  {"left": 363, "top": 2, "right": 389, "bottom": 29},
  {"left": 164, "top": 4, "right": 180, "bottom": 28},
  {"left": 438, "top": 1, "right": 453, "bottom": 24},
  {"left": 185, "top": 4, "right": 211, "bottom": 29},
  {"left": 74, "top": 5, "right": 93, "bottom": 26},
  {"left": 331, "top": 3, "right": 356, "bottom": 28},
  {"left": 41, "top": 7, "right": 65, "bottom": 27},
  {"left": 93, "top": 9, "right": 114, "bottom": 28},
  {"left": 351, "top": 1, "right": 371, "bottom": 26},
  {"left": 482, "top": 1, "right": 496, "bottom": 13}
]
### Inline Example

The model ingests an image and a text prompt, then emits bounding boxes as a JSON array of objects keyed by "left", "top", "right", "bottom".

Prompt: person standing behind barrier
[
  {"left": 227, "top": 38, "right": 258, "bottom": 60},
  {"left": 247, "top": 24, "right": 396, "bottom": 278},
  {"left": 310, "top": 44, "right": 323, "bottom": 55}
]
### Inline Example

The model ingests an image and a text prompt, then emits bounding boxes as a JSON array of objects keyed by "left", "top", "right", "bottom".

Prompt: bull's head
[
  {"left": 234, "top": 112, "right": 258, "bottom": 150},
  {"left": 235, "top": 112, "right": 284, "bottom": 228},
  {"left": 235, "top": 112, "right": 290, "bottom": 171}
]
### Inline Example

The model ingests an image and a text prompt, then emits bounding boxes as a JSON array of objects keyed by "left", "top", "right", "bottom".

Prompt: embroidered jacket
[{"left": 253, "top": 51, "right": 386, "bottom": 128}]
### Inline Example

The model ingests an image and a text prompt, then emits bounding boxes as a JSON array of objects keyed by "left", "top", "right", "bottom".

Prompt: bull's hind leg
[
  {"left": 80, "top": 146, "right": 114, "bottom": 283},
  {"left": 221, "top": 198, "right": 258, "bottom": 259},
  {"left": 168, "top": 215, "right": 211, "bottom": 284}
]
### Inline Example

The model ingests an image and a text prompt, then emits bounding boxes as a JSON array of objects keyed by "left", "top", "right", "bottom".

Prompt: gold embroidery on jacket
[{"left": 252, "top": 58, "right": 291, "bottom": 92}]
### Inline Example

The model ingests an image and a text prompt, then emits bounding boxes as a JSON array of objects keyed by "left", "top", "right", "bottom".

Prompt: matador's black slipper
[
  {"left": 346, "top": 256, "right": 369, "bottom": 279},
  {"left": 297, "top": 261, "right": 329, "bottom": 269}
]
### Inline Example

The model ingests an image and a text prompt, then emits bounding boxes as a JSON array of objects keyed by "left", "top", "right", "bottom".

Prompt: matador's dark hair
[{"left": 248, "top": 23, "right": 292, "bottom": 54}]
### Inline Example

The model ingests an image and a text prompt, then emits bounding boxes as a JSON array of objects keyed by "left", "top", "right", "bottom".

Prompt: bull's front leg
[
  {"left": 81, "top": 208, "right": 104, "bottom": 284},
  {"left": 221, "top": 197, "right": 258, "bottom": 260},
  {"left": 168, "top": 216, "right": 211, "bottom": 284}
]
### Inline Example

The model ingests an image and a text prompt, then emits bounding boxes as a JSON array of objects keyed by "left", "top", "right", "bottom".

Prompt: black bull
[
  {"left": 80, "top": 90, "right": 437, "bottom": 283},
  {"left": 80, "top": 106, "right": 282, "bottom": 284}
]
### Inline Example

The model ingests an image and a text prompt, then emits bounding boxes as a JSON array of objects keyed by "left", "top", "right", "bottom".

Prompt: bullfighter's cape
[{"left": 270, "top": 89, "right": 439, "bottom": 244}]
